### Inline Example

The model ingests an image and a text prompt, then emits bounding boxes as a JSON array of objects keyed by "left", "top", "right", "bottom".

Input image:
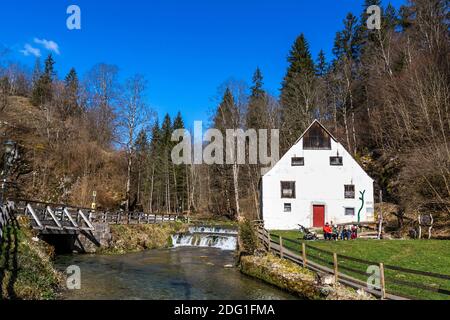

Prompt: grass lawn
[{"left": 270, "top": 230, "right": 450, "bottom": 300}]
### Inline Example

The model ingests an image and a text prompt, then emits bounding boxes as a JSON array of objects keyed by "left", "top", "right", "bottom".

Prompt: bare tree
[{"left": 117, "top": 74, "right": 153, "bottom": 212}]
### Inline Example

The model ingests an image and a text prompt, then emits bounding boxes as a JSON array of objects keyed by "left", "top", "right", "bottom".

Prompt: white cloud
[
  {"left": 20, "top": 44, "right": 41, "bottom": 57},
  {"left": 34, "top": 38, "right": 60, "bottom": 55}
]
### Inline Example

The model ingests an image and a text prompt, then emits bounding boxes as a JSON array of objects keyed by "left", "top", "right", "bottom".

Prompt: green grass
[
  {"left": 271, "top": 230, "right": 450, "bottom": 300},
  {"left": 0, "top": 217, "right": 62, "bottom": 299}
]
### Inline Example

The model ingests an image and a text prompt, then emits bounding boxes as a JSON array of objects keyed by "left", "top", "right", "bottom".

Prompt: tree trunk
[
  {"left": 232, "top": 162, "right": 240, "bottom": 220},
  {"left": 125, "top": 152, "right": 132, "bottom": 212}
]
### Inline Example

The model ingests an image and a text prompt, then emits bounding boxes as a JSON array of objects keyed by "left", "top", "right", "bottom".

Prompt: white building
[{"left": 260, "top": 120, "right": 375, "bottom": 230}]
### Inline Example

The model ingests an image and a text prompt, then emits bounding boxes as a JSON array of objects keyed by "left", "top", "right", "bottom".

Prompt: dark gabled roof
[{"left": 294, "top": 119, "right": 338, "bottom": 145}]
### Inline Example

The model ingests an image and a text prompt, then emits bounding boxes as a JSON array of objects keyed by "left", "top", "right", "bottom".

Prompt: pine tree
[
  {"left": 172, "top": 112, "right": 187, "bottom": 212},
  {"left": 280, "top": 34, "right": 317, "bottom": 152},
  {"left": 333, "top": 13, "right": 362, "bottom": 61},
  {"left": 245, "top": 68, "right": 270, "bottom": 218},
  {"left": 63, "top": 68, "right": 80, "bottom": 118},
  {"left": 160, "top": 114, "right": 173, "bottom": 213},
  {"left": 383, "top": 4, "right": 399, "bottom": 31},
  {"left": 246, "top": 67, "right": 268, "bottom": 129},
  {"left": 215, "top": 88, "right": 239, "bottom": 131},
  {"left": 133, "top": 129, "right": 149, "bottom": 207},
  {"left": 31, "top": 54, "right": 55, "bottom": 106},
  {"left": 315, "top": 50, "right": 328, "bottom": 77},
  {"left": 148, "top": 119, "right": 162, "bottom": 212}
]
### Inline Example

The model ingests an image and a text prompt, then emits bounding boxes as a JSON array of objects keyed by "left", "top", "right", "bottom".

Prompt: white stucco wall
[{"left": 262, "top": 136, "right": 374, "bottom": 230}]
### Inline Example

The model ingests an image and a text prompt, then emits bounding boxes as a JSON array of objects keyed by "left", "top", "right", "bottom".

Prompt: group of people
[{"left": 323, "top": 222, "right": 358, "bottom": 241}]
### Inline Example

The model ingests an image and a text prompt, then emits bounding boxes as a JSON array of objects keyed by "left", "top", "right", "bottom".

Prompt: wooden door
[{"left": 313, "top": 205, "right": 325, "bottom": 227}]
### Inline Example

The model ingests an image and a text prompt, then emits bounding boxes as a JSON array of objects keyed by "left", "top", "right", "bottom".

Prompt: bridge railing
[{"left": 11, "top": 199, "right": 186, "bottom": 234}]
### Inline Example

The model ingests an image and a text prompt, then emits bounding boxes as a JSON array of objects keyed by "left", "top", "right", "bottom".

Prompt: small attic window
[
  {"left": 291, "top": 157, "right": 304, "bottom": 166},
  {"left": 330, "top": 156, "right": 343, "bottom": 166},
  {"left": 303, "top": 122, "right": 332, "bottom": 150}
]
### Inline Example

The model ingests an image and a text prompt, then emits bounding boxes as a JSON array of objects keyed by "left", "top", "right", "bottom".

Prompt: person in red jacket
[{"left": 323, "top": 223, "right": 332, "bottom": 240}]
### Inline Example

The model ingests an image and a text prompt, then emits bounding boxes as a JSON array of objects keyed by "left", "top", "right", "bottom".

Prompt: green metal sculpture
[{"left": 357, "top": 190, "right": 366, "bottom": 223}]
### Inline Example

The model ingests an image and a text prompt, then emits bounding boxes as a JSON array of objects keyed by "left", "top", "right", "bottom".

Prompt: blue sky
[{"left": 0, "top": 0, "right": 406, "bottom": 126}]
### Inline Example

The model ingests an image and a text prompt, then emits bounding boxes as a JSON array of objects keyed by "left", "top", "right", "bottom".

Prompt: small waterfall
[{"left": 172, "top": 226, "right": 237, "bottom": 251}]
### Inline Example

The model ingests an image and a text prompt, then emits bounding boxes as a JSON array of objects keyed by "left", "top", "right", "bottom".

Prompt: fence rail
[{"left": 256, "top": 226, "right": 450, "bottom": 300}]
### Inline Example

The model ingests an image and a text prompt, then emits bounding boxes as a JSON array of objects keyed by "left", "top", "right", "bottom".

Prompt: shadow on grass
[{"left": 0, "top": 217, "right": 20, "bottom": 299}]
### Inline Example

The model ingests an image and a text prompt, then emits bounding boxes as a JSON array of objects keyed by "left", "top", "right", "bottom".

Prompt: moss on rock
[
  {"left": 100, "top": 222, "right": 188, "bottom": 254},
  {"left": 240, "top": 254, "right": 373, "bottom": 300},
  {"left": 240, "top": 254, "right": 322, "bottom": 300}
]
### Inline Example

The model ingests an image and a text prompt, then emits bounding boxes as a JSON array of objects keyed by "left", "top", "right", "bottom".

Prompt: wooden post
[
  {"left": 279, "top": 237, "right": 284, "bottom": 259},
  {"left": 267, "top": 230, "right": 271, "bottom": 252},
  {"left": 302, "top": 243, "right": 307, "bottom": 268},
  {"left": 379, "top": 263, "right": 386, "bottom": 299},
  {"left": 378, "top": 190, "right": 383, "bottom": 239},
  {"left": 138, "top": 213, "right": 141, "bottom": 224},
  {"left": 333, "top": 253, "right": 339, "bottom": 285}
]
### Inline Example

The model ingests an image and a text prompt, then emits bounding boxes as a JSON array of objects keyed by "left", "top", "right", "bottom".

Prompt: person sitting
[
  {"left": 323, "top": 223, "right": 332, "bottom": 240},
  {"left": 340, "top": 226, "right": 346, "bottom": 240},
  {"left": 351, "top": 225, "right": 358, "bottom": 240},
  {"left": 341, "top": 226, "right": 350, "bottom": 240},
  {"left": 332, "top": 225, "right": 339, "bottom": 241}
]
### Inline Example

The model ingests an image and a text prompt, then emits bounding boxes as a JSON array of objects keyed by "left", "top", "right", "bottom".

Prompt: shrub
[{"left": 239, "top": 219, "right": 257, "bottom": 255}]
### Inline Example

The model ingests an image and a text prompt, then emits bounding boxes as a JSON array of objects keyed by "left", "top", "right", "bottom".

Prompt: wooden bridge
[{"left": 4, "top": 199, "right": 185, "bottom": 236}]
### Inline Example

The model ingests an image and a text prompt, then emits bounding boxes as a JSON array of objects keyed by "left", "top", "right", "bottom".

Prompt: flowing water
[
  {"left": 171, "top": 226, "right": 238, "bottom": 251},
  {"left": 55, "top": 247, "right": 298, "bottom": 300}
]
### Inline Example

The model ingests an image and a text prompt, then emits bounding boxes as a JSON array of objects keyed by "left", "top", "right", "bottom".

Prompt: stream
[
  {"left": 55, "top": 247, "right": 298, "bottom": 300},
  {"left": 55, "top": 225, "right": 297, "bottom": 300}
]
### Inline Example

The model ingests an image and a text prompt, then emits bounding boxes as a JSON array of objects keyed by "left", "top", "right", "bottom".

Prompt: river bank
[
  {"left": 240, "top": 253, "right": 372, "bottom": 300},
  {"left": 0, "top": 216, "right": 63, "bottom": 299},
  {"left": 99, "top": 222, "right": 189, "bottom": 254}
]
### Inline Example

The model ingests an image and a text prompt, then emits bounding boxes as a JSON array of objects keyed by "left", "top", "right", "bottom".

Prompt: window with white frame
[
  {"left": 284, "top": 203, "right": 292, "bottom": 212},
  {"left": 291, "top": 157, "right": 304, "bottom": 166},
  {"left": 345, "top": 207, "right": 355, "bottom": 216},
  {"left": 344, "top": 185, "right": 355, "bottom": 198},
  {"left": 330, "top": 156, "right": 343, "bottom": 166},
  {"left": 280, "top": 181, "right": 296, "bottom": 199}
]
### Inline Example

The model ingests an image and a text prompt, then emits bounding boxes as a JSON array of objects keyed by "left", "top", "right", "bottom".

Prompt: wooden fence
[{"left": 256, "top": 226, "right": 450, "bottom": 300}]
